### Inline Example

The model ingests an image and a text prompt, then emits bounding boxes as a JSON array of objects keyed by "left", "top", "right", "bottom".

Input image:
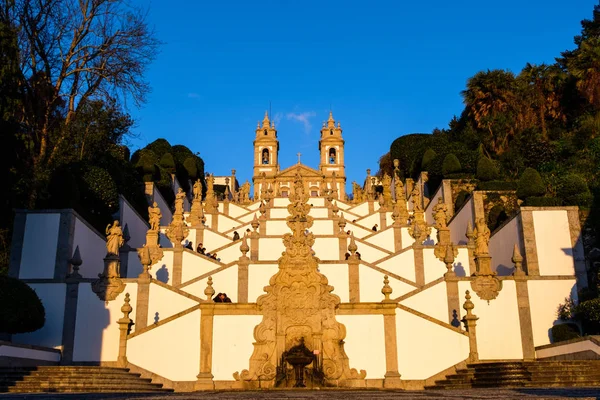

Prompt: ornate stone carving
[
  {"left": 408, "top": 193, "right": 431, "bottom": 244},
  {"left": 382, "top": 174, "right": 393, "bottom": 205},
  {"left": 148, "top": 202, "right": 162, "bottom": 231},
  {"left": 381, "top": 275, "right": 393, "bottom": 302},
  {"left": 234, "top": 174, "right": 366, "bottom": 385},
  {"left": 512, "top": 244, "right": 525, "bottom": 277},
  {"left": 204, "top": 174, "right": 219, "bottom": 213},
  {"left": 188, "top": 179, "right": 204, "bottom": 226},
  {"left": 394, "top": 177, "right": 409, "bottom": 224},
  {"left": 470, "top": 218, "right": 502, "bottom": 302},
  {"left": 92, "top": 221, "right": 126, "bottom": 301},
  {"left": 166, "top": 189, "right": 189, "bottom": 247}
]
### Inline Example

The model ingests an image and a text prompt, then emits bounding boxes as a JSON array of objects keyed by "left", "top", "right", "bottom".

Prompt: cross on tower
[{"left": 297, "top": 152, "right": 302, "bottom": 164}]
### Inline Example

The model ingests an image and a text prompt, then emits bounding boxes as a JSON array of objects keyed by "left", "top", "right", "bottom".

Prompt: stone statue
[
  {"left": 432, "top": 197, "right": 448, "bottom": 229},
  {"left": 382, "top": 174, "right": 392, "bottom": 205},
  {"left": 148, "top": 202, "right": 162, "bottom": 231},
  {"left": 411, "top": 186, "right": 423, "bottom": 212},
  {"left": 175, "top": 188, "right": 186, "bottom": 215},
  {"left": 394, "top": 177, "right": 404, "bottom": 203},
  {"left": 193, "top": 179, "right": 202, "bottom": 200},
  {"left": 105, "top": 220, "right": 124, "bottom": 256},
  {"left": 473, "top": 218, "right": 490, "bottom": 256}
]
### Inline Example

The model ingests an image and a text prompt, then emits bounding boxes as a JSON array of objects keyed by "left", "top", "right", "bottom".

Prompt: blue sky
[{"left": 128, "top": 0, "right": 597, "bottom": 189}]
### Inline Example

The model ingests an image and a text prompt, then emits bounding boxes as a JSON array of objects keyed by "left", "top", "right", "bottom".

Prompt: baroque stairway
[
  {"left": 0, "top": 366, "right": 173, "bottom": 393},
  {"left": 427, "top": 360, "right": 600, "bottom": 389}
]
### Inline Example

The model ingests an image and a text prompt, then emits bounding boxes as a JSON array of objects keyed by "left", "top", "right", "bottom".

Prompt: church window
[
  {"left": 264, "top": 129, "right": 268, "bottom": 136},
  {"left": 330, "top": 129, "right": 333, "bottom": 135},
  {"left": 282, "top": 191, "right": 289, "bottom": 198},
  {"left": 329, "top": 148, "right": 336, "bottom": 164},
  {"left": 262, "top": 149, "right": 270, "bottom": 164},
  {"left": 311, "top": 190, "right": 318, "bottom": 197}
]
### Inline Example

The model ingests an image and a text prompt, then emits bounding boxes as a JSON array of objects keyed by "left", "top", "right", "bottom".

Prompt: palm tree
[
  {"left": 461, "top": 69, "right": 517, "bottom": 154},
  {"left": 567, "top": 37, "right": 600, "bottom": 110}
]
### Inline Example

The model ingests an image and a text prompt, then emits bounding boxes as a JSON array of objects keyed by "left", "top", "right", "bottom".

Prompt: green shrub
[
  {"left": 478, "top": 180, "right": 517, "bottom": 191},
  {"left": 444, "top": 172, "right": 473, "bottom": 179},
  {"left": 134, "top": 149, "right": 158, "bottom": 182},
  {"left": 159, "top": 153, "right": 176, "bottom": 174},
  {"left": 517, "top": 168, "right": 545, "bottom": 199},
  {"left": 442, "top": 154, "right": 461, "bottom": 177},
  {"left": 0, "top": 275, "right": 45, "bottom": 334},
  {"left": 421, "top": 148, "right": 437, "bottom": 171},
  {"left": 183, "top": 157, "right": 198, "bottom": 180},
  {"left": 80, "top": 166, "right": 119, "bottom": 211},
  {"left": 476, "top": 157, "right": 499, "bottom": 181},
  {"left": 551, "top": 324, "right": 581, "bottom": 343},
  {"left": 558, "top": 174, "right": 592, "bottom": 207},
  {"left": 487, "top": 204, "right": 508, "bottom": 231},
  {"left": 525, "top": 197, "right": 563, "bottom": 207},
  {"left": 145, "top": 138, "right": 172, "bottom": 159},
  {"left": 575, "top": 298, "right": 600, "bottom": 335},
  {"left": 454, "top": 190, "right": 470, "bottom": 211}
]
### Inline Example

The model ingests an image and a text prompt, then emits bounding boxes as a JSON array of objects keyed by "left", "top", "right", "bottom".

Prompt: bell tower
[
  {"left": 319, "top": 111, "right": 346, "bottom": 199},
  {"left": 253, "top": 111, "right": 279, "bottom": 198}
]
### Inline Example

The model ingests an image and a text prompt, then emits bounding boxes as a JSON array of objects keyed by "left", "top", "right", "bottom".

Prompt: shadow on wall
[
  {"left": 547, "top": 282, "right": 579, "bottom": 343},
  {"left": 454, "top": 262, "right": 466, "bottom": 277},
  {"left": 423, "top": 237, "right": 435, "bottom": 246},
  {"left": 451, "top": 310, "right": 461, "bottom": 328},
  {"left": 496, "top": 264, "right": 515, "bottom": 276},
  {"left": 154, "top": 312, "right": 160, "bottom": 324},
  {"left": 73, "top": 289, "right": 112, "bottom": 364},
  {"left": 156, "top": 265, "right": 169, "bottom": 284}
]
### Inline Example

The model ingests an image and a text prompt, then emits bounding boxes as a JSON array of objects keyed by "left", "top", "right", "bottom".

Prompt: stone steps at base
[
  {"left": 0, "top": 371, "right": 144, "bottom": 379},
  {"left": 1, "top": 387, "right": 172, "bottom": 393},
  {"left": 1, "top": 383, "right": 167, "bottom": 391},
  {"left": 0, "top": 367, "right": 130, "bottom": 373},
  {"left": 0, "top": 377, "right": 155, "bottom": 384}
]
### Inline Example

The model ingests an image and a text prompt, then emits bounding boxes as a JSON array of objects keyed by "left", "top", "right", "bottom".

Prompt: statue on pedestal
[{"left": 148, "top": 202, "right": 162, "bottom": 231}]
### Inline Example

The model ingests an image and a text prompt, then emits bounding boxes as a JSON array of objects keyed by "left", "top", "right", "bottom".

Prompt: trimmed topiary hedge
[
  {"left": 525, "top": 197, "right": 563, "bottom": 207},
  {"left": 478, "top": 180, "right": 517, "bottom": 191},
  {"left": 487, "top": 204, "right": 508, "bottom": 231},
  {"left": 442, "top": 154, "right": 461, "bottom": 177},
  {"left": 0, "top": 275, "right": 45, "bottom": 334},
  {"left": 517, "top": 168, "right": 545, "bottom": 199},
  {"left": 476, "top": 157, "right": 499, "bottom": 181},
  {"left": 421, "top": 148, "right": 437, "bottom": 171},
  {"left": 558, "top": 174, "right": 592, "bottom": 207},
  {"left": 159, "top": 153, "right": 176, "bottom": 174},
  {"left": 551, "top": 323, "right": 581, "bottom": 343}
]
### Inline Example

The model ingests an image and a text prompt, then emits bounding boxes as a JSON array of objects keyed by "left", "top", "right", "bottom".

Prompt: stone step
[
  {"left": 0, "top": 376, "right": 154, "bottom": 384},
  {"left": 0, "top": 371, "right": 142, "bottom": 378},
  {"left": 1, "top": 387, "right": 172, "bottom": 393},
  {"left": 3, "top": 382, "right": 166, "bottom": 390}
]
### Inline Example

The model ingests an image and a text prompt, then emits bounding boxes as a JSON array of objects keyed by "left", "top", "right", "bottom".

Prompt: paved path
[{"left": 1, "top": 389, "right": 600, "bottom": 400}]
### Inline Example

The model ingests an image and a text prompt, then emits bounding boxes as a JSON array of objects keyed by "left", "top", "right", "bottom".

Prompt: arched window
[
  {"left": 329, "top": 148, "right": 336, "bottom": 164},
  {"left": 262, "top": 149, "right": 270, "bottom": 164},
  {"left": 330, "top": 129, "right": 333, "bottom": 135},
  {"left": 264, "top": 129, "right": 268, "bottom": 136}
]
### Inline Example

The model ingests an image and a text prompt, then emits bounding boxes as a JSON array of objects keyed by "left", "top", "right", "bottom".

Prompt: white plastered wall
[
  {"left": 377, "top": 250, "right": 416, "bottom": 282},
  {"left": 119, "top": 196, "right": 149, "bottom": 249},
  {"left": 180, "top": 267, "right": 238, "bottom": 302},
  {"left": 126, "top": 251, "right": 143, "bottom": 278},
  {"left": 73, "top": 285, "right": 137, "bottom": 362},
  {"left": 309, "top": 208, "right": 328, "bottom": 218},
  {"left": 181, "top": 251, "right": 222, "bottom": 283},
  {"left": 449, "top": 197, "right": 473, "bottom": 245},
  {"left": 364, "top": 228, "right": 394, "bottom": 250},
  {"left": 270, "top": 208, "right": 289, "bottom": 219},
  {"left": 258, "top": 238, "right": 285, "bottom": 261},
  {"left": 358, "top": 213, "right": 380, "bottom": 231},
  {"left": 228, "top": 204, "right": 249, "bottom": 219},
  {"left": 319, "top": 263, "right": 349, "bottom": 303},
  {"left": 128, "top": 309, "right": 200, "bottom": 381},
  {"left": 359, "top": 265, "right": 414, "bottom": 301},
  {"left": 489, "top": 215, "right": 522, "bottom": 276},
  {"left": 337, "top": 315, "right": 386, "bottom": 379},
  {"left": 19, "top": 213, "right": 60, "bottom": 279},
  {"left": 312, "top": 220, "right": 333, "bottom": 235},
  {"left": 248, "top": 264, "right": 279, "bottom": 302},
  {"left": 528, "top": 279, "right": 577, "bottom": 346},
  {"left": 533, "top": 210, "right": 575, "bottom": 276},
  {"left": 396, "top": 307, "right": 469, "bottom": 379},
  {"left": 151, "top": 251, "right": 174, "bottom": 285},
  {"left": 217, "top": 214, "right": 243, "bottom": 232},
  {"left": 266, "top": 220, "right": 290, "bottom": 236},
  {"left": 147, "top": 283, "right": 198, "bottom": 325},
  {"left": 352, "top": 240, "right": 389, "bottom": 263},
  {"left": 347, "top": 202, "right": 370, "bottom": 217},
  {"left": 400, "top": 282, "right": 449, "bottom": 324},
  {"left": 203, "top": 230, "right": 232, "bottom": 253},
  {"left": 12, "top": 283, "right": 66, "bottom": 348},
  {"left": 213, "top": 242, "right": 243, "bottom": 264},
  {"left": 73, "top": 216, "right": 106, "bottom": 279},
  {"left": 423, "top": 248, "right": 447, "bottom": 284},
  {"left": 345, "top": 223, "right": 372, "bottom": 239},
  {"left": 212, "top": 315, "right": 262, "bottom": 380},
  {"left": 312, "top": 238, "right": 340, "bottom": 261},
  {"left": 458, "top": 280, "right": 523, "bottom": 360},
  {"left": 401, "top": 228, "right": 414, "bottom": 249}
]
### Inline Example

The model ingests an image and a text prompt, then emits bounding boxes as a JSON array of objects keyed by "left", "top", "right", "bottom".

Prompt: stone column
[
  {"left": 515, "top": 276, "right": 535, "bottom": 360},
  {"left": 567, "top": 208, "right": 589, "bottom": 290},
  {"left": 61, "top": 275, "right": 80, "bottom": 365},
  {"left": 196, "top": 304, "right": 215, "bottom": 390},
  {"left": 393, "top": 223, "right": 403, "bottom": 253},
  {"left": 413, "top": 243, "right": 425, "bottom": 287},
  {"left": 462, "top": 291, "right": 479, "bottom": 363},
  {"left": 348, "top": 236, "right": 360, "bottom": 302},
  {"left": 172, "top": 247, "right": 183, "bottom": 286},
  {"left": 210, "top": 213, "right": 219, "bottom": 231},
  {"left": 368, "top": 199, "right": 375, "bottom": 214},
  {"left": 135, "top": 273, "right": 151, "bottom": 330},
  {"left": 117, "top": 293, "right": 133, "bottom": 367},
  {"left": 519, "top": 210, "right": 540, "bottom": 276},
  {"left": 250, "top": 232, "right": 259, "bottom": 262},
  {"left": 472, "top": 191, "right": 485, "bottom": 222},
  {"left": 379, "top": 209, "right": 387, "bottom": 230},
  {"left": 238, "top": 236, "right": 250, "bottom": 303},
  {"left": 382, "top": 304, "right": 402, "bottom": 388},
  {"left": 442, "top": 180, "right": 454, "bottom": 218},
  {"left": 194, "top": 225, "right": 205, "bottom": 248}
]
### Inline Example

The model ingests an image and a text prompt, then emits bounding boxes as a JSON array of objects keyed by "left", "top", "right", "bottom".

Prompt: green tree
[
  {"left": 421, "top": 148, "right": 437, "bottom": 171},
  {"left": 476, "top": 156, "right": 498, "bottom": 181},
  {"left": 517, "top": 168, "right": 546, "bottom": 199},
  {"left": 442, "top": 153, "right": 461, "bottom": 177}
]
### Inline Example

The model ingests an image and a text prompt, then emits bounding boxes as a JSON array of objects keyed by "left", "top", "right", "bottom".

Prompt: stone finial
[
  {"left": 240, "top": 233, "right": 250, "bottom": 257},
  {"left": 68, "top": 245, "right": 83, "bottom": 279},
  {"left": 121, "top": 293, "right": 133, "bottom": 318},
  {"left": 332, "top": 201, "right": 339, "bottom": 217},
  {"left": 137, "top": 244, "right": 152, "bottom": 280},
  {"left": 378, "top": 193, "right": 385, "bottom": 208},
  {"left": 338, "top": 212, "right": 346, "bottom": 232},
  {"left": 204, "top": 276, "right": 215, "bottom": 301},
  {"left": 466, "top": 221, "right": 475, "bottom": 244},
  {"left": 259, "top": 201, "right": 266, "bottom": 216},
  {"left": 444, "top": 243, "right": 456, "bottom": 277},
  {"left": 463, "top": 290, "right": 476, "bottom": 316},
  {"left": 382, "top": 275, "right": 393, "bottom": 302},
  {"left": 348, "top": 233, "right": 358, "bottom": 256},
  {"left": 462, "top": 290, "right": 479, "bottom": 362},
  {"left": 251, "top": 213, "right": 260, "bottom": 232},
  {"left": 512, "top": 244, "right": 525, "bottom": 276}
]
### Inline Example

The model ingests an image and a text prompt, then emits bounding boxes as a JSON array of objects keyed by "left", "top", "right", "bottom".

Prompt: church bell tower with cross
[
  {"left": 319, "top": 111, "right": 346, "bottom": 199},
  {"left": 252, "top": 111, "right": 280, "bottom": 197}
]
